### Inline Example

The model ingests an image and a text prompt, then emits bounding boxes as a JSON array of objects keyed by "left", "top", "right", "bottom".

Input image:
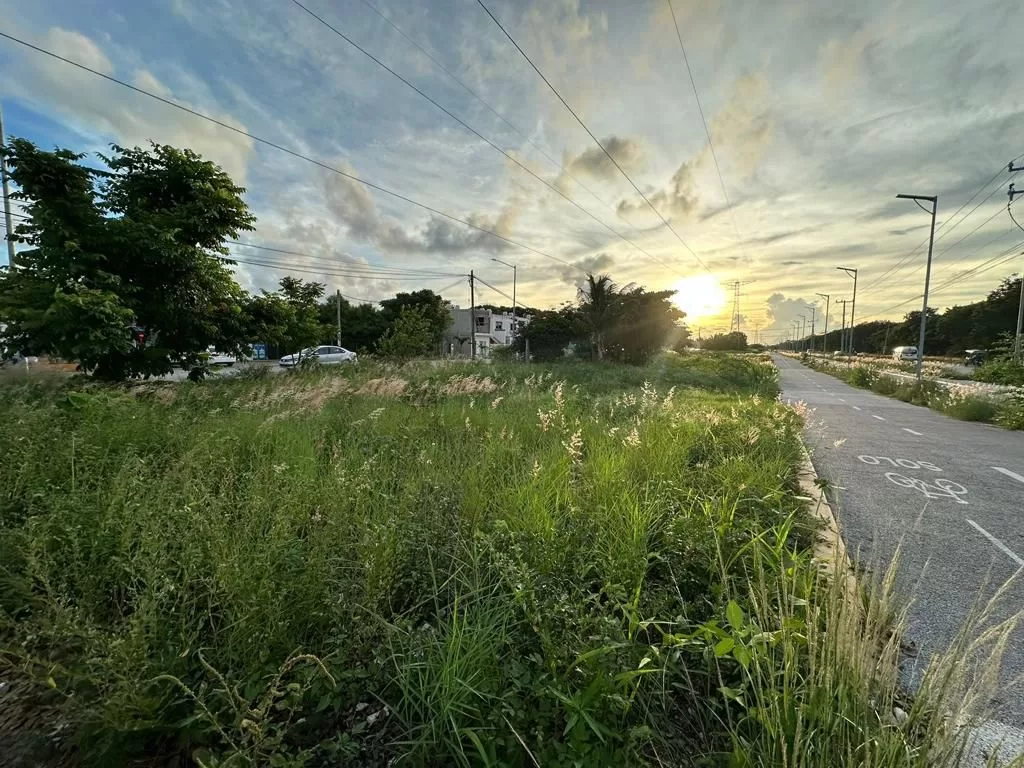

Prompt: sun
[{"left": 671, "top": 275, "right": 728, "bottom": 322}]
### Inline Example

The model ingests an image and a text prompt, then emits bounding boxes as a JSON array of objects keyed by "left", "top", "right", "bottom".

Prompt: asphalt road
[{"left": 774, "top": 354, "right": 1024, "bottom": 732}]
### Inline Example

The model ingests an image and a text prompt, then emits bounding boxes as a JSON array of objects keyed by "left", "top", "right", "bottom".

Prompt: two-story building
[{"left": 443, "top": 307, "right": 526, "bottom": 358}]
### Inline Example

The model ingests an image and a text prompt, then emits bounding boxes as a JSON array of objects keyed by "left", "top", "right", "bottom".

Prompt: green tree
[
  {"left": 377, "top": 305, "right": 435, "bottom": 360},
  {"left": 515, "top": 306, "right": 586, "bottom": 361},
  {"left": 702, "top": 332, "right": 748, "bottom": 351},
  {"left": 380, "top": 290, "right": 451, "bottom": 346},
  {"left": 0, "top": 139, "right": 255, "bottom": 379},
  {"left": 578, "top": 273, "right": 621, "bottom": 361},
  {"left": 605, "top": 288, "right": 685, "bottom": 364}
]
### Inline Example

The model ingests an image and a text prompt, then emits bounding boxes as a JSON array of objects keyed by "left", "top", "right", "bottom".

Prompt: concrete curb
[{"left": 794, "top": 441, "right": 851, "bottom": 578}]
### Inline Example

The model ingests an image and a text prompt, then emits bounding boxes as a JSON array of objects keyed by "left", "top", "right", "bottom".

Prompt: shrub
[
  {"left": 973, "top": 359, "right": 1024, "bottom": 386},
  {"left": 848, "top": 365, "right": 877, "bottom": 388},
  {"left": 995, "top": 392, "right": 1024, "bottom": 429}
]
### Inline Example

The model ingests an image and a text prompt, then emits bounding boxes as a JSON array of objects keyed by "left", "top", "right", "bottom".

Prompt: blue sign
[{"left": 252, "top": 343, "right": 267, "bottom": 360}]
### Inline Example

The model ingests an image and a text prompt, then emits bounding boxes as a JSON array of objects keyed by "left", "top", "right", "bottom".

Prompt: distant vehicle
[
  {"left": 205, "top": 348, "right": 238, "bottom": 366},
  {"left": 964, "top": 349, "right": 987, "bottom": 366},
  {"left": 1, "top": 354, "right": 40, "bottom": 367},
  {"left": 892, "top": 346, "right": 919, "bottom": 361},
  {"left": 279, "top": 345, "right": 357, "bottom": 367}
]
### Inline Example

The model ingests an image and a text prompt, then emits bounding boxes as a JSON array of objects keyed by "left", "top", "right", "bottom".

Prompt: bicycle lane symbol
[{"left": 856, "top": 455, "right": 969, "bottom": 505}]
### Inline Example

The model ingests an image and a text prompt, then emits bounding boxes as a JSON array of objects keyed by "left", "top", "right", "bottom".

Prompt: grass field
[{"left": 0, "top": 354, "right": 1012, "bottom": 766}]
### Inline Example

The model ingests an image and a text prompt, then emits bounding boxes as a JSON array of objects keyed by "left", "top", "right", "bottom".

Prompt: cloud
[
  {"left": 1, "top": 26, "right": 254, "bottom": 184},
  {"left": 555, "top": 251, "right": 614, "bottom": 286},
  {"left": 555, "top": 135, "right": 645, "bottom": 191},
  {"left": 323, "top": 169, "right": 518, "bottom": 256},
  {"left": 615, "top": 73, "right": 773, "bottom": 224},
  {"left": 765, "top": 292, "right": 824, "bottom": 332}
]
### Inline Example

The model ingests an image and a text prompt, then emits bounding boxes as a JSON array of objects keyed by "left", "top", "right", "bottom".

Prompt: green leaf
[
  {"left": 726, "top": 600, "right": 744, "bottom": 630},
  {"left": 714, "top": 638, "right": 735, "bottom": 657}
]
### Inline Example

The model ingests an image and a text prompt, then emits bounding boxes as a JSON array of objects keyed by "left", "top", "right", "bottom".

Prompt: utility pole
[
  {"left": 728, "top": 280, "right": 755, "bottom": 333},
  {"left": 0, "top": 103, "right": 17, "bottom": 267},
  {"left": 335, "top": 289, "right": 342, "bottom": 346},
  {"left": 1009, "top": 175, "right": 1024, "bottom": 361},
  {"left": 896, "top": 194, "right": 938, "bottom": 380},
  {"left": 837, "top": 299, "right": 849, "bottom": 354},
  {"left": 816, "top": 293, "right": 830, "bottom": 353},
  {"left": 806, "top": 305, "right": 816, "bottom": 353},
  {"left": 837, "top": 267, "right": 858, "bottom": 355},
  {"left": 469, "top": 270, "right": 476, "bottom": 360}
]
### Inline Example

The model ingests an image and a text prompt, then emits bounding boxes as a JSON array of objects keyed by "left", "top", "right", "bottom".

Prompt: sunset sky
[{"left": 2, "top": 0, "right": 1023, "bottom": 341}]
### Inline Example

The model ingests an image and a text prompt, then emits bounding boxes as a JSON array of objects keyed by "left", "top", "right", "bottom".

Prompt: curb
[{"left": 794, "top": 441, "right": 850, "bottom": 577}]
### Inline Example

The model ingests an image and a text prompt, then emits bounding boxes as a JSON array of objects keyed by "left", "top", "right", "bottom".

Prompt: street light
[
  {"left": 490, "top": 258, "right": 517, "bottom": 336},
  {"left": 816, "top": 293, "right": 830, "bottom": 353},
  {"left": 895, "top": 194, "right": 939, "bottom": 380},
  {"left": 799, "top": 314, "right": 808, "bottom": 352},
  {"left": 836, "top": 267, "right": 858, "bottom": 355},
  {"left": 805, "top": 304, "right": 817, "bottom": 353}
]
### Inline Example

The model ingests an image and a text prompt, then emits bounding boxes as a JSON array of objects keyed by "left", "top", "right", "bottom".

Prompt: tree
[
  {"left": 515, "top": 307, "right": 586, "bottom": 361},
  {"left": 379, "top": 290, "right": 451, "bottom": 347},
  {"left": 377, "top": 305, "right": 435, "bottom": 360},
  {"left": 702, "top": 332, "right": 748, "bottom": 351},
  {"left": 605, "top": 288, "right": 685, "bottom": 364},
  {"left": 578, "top": 273, "right": 621, "bottom": 361},
  {"left": 0, "top": 139, "right": 255, "bottom": 379}
]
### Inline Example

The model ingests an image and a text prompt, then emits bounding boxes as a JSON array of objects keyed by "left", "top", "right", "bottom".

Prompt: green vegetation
[
  {"left": 974, "top": 358, "right": 1024, "bottom": 387},
  {"left": 0, "top": 353, "right": 1011, "bottom": 766},
  {"left": 800, "top": 356, "right": 1020, "bottom": 427}
]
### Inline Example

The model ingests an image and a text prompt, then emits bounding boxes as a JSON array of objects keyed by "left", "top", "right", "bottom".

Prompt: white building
[{"left": 443, "top": 307, "right": 527, "bottom": 358}]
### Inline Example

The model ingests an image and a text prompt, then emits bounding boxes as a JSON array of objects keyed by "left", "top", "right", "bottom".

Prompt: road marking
[
  {"left": 853, "top": 406, "right": 862, "bottom": 411},
  {"left": 992, "top": 466, "right": 1024, "bottom": 485},
  {"left": 966, "top": 520, "right": 1024, "bottom": 567},
  {"left": 872, "top": 415, "right": 886, "bottom": 421},
  {"left": 838, "top": 398, "right": 846, "bottom": 403},
  {"left": 903, "top": 428, "right": 923, "bottom": 436}
]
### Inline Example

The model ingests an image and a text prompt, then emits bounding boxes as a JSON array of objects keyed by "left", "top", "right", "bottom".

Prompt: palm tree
[{"left": 578, "top": 273, "right": 620, "bottom": 361}]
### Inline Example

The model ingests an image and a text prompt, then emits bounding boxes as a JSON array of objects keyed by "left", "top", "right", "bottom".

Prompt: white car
[
  {"left": 279, "top": 345, "right": 357, "bottom": 367},
  {"left": 205, "top": 349, "right": 238, "bottom": 366}
]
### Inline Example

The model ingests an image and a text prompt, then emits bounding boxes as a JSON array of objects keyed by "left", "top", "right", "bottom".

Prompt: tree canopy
[{"left": 0, "top": 139, "right": 254, "bottom": 378}]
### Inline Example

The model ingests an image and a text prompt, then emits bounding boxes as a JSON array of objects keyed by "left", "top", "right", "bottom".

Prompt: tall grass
[{"left": 0, "top": 354, "right": 1015, "bottom": 766}]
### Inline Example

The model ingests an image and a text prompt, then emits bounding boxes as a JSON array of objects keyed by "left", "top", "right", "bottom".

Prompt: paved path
[{"left": 774, "top": 354, "right": 1024, "bottom": 733}]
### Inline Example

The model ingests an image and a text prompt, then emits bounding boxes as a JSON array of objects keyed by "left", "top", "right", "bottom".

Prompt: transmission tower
[{"left": 728, "top": 280, "right": 755, "bottom": 332}]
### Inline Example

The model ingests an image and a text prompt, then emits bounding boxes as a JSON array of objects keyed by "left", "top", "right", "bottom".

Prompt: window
[
  {"left": 475, "top": 316, "right": 487, "bottom": 327},
  {"left": 494, "top": 321, "right": 504, "bottom": 331},
  {"left": 314, "top": 346, "right": 330, "bottom": 355}
]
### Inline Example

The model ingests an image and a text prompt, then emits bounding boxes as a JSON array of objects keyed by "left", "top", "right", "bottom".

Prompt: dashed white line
[
  {"left": 872, "top": 415, "right": 886, "bottom": 421},
  {"left": 966, "top": 520, "right": 1024, "bottom": 567},
  {"left": 903, "top": 428, "right": 923, "bottom": 436},
  {"left": 838, "top": 398, "right": 846, "bottom": 403},
  {"left": 853, "top": 406, "right": 862, "bottom": 411},
  {"left": 992, "top": 466, "right": 1024, "bottom": 485}
]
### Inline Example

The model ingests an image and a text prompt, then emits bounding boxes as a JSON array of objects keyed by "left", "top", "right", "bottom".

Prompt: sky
[{"left": 1, "top": 0, "right": 1024, "bottom": 341}]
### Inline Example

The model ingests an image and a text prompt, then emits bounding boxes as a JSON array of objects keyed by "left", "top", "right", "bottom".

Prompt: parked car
[
  {"left": 1, "top": 354, "right": 40, "bottom": 367},
  {"left": 891, "top": 346, "right": 919, "bottom": 361},
  {"left": 279, "top": 345, "right": 357, "bottom": 367},
  {"left": 205, "top": 348, "right": 238, "bottom": 366}
]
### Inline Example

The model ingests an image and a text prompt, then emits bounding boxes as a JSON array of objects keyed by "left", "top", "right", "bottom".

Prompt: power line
[
  {"left": 227, "top": 241, "right": 463, "bottom": 276},
  {"left": 0, "top": 29, "right": 576, "bottom": 270},
  {"left": 474, "top": 0, "right": 710, "bottom": 273},
  {"left": 664, "top": 0, "right": 739, "bottom": 242},
  {"left": 228, "top": 256, "right": 463, "bottom": 282},
  {"left": 357, "top": 0, "right": 614, "bottom": 213},
  {"left": 289, "top": 0, "right": 681, "bottom": 276},
  {"left": 474, "top": 274, "right": 515, "bottom": 304},
  {"left": 862, "top": 162, "right": 1017, "bottom": 291}
]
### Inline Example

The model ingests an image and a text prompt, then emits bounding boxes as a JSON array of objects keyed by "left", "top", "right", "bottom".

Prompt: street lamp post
[
  {"left": 896, "top": 194, "right": 939, "bottom": 381},
  {"left": 806, "top": 305, "right": 817, "bottom": 353},
  {"left": 836, "top": 267, "right": 858, "bottom": 355},
  {"left": 491, "top": 258, "right": 518, "bottom": 342},
  {"left": 799, "top": 314, "right": 807, "bottom": 352},
  {"left": 816, "top": 293, "right": 830, "bottom": 353}
]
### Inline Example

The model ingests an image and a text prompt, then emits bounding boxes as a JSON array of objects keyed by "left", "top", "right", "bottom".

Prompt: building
[{"left": 443, "top": 307, "right": 527, "bottom": 358}]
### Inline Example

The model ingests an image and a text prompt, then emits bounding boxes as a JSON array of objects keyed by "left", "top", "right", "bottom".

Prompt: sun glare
[{"left": 671, "top": 275, "right": 728, "bottom": 321}]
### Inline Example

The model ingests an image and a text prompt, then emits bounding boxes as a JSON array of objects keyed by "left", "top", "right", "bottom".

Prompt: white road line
[
  {"left": 872, "top": 415, "right": 886, "bottom": 421},
  {"left": 838, "top": 398, "right": 846, "bottom": 403},
  {"left": 853, "top": 406, "right": 862, "bottom": 411},
  {"left": 992, "top": 466, "right": 1024, "bottom": 485},
  {"left": 966, "top": 520, "right": 1024, "bottom": 567},
  {"left": 903, "top": 428, "right": 923, "bottom": 436}
]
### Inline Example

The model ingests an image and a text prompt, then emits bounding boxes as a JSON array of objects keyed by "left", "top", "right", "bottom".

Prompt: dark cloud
[
  {"left": 616, "top": 159, "right": 700, "bottom": 222},
  {"left": 556, "top": 136, "right": 645, "bottom": 192},
  {"left": 556, "top": 251, "right": 615, "bottom": 286},
  {"left": 324, "top": 169, "right": 517, "bottom": 256}
]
